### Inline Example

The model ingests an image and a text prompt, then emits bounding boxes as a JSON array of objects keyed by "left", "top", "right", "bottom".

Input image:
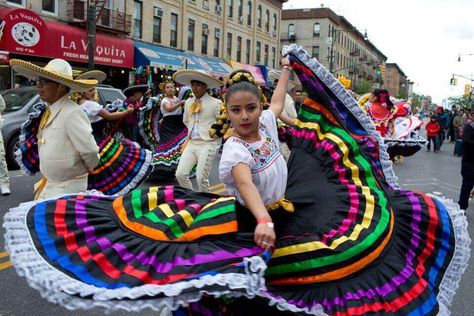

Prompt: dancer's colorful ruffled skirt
[
  {"left": 15, "top": 102, "right": 153, "bottom": 196},
  {"left": 152, "top": 114, "right": 188, "bottom": 174},
  {"left": 138, "top": 97, "right": 162, "bottom": 148},
  {"left": 87, "top": 135, "right": 153, "bottom": 195},
  {"left": 4, "top": 45, "right": 469, "bottom": 315},
  {"left": 4, "top": 187, "right": 268, "bottom": 311}
]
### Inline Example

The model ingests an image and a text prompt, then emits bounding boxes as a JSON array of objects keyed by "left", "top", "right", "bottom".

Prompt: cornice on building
[{"left": 386, "top": 63, "right": 407, "bottom": 78}]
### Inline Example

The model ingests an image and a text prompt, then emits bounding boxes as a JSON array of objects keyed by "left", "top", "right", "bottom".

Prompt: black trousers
[{"left": 459, "top": 162, "right": 474, "bottom": 210}]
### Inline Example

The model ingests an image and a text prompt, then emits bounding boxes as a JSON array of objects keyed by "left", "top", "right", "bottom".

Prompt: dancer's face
[
  {"left": 164, "top": 83, "right": 175, "bottom": 97},
  {"left": 226, "top": 91, "right": 262, "bottom": 141}
]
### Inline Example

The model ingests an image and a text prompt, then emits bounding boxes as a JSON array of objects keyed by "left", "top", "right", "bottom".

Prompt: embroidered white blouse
[
  {"left": 219, "top": 110, "right": 287, "bottom": 206},
  {"left": 81, "top": 100, "right": 103, "bottom": 123},
  {"left": 161, "top": 96, "right": 183, "bottom": 117}
]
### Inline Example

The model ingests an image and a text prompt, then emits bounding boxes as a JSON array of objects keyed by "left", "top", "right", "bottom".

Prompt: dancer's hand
[{"left": 254, "top": 222, "right": 275, "bottom": 250}]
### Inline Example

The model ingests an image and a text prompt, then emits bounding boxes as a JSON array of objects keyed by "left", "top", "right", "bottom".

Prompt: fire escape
[{"left": 67, "top": 0, "right": 131, "bottom": 34}]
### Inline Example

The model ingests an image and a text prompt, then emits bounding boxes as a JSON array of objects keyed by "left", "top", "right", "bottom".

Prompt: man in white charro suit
[
  {"left": 173, "top": 70, "right": 223, "bottom": 192},
  {"left": 10, "top": 58, "right": 100, "bottom": 199}
]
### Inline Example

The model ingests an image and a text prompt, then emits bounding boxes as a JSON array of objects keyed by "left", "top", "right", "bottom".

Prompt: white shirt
[
  {"left": 81, "top": 100, "right": 103, "bottom": 123},
  {"left": 190, "top": 97, "right": 203, "bottom": 139},
  {"left": 160, "top": 96, "right": 183, "bottom": 117},
  {"left": 219, "top": 110, "right": 287, "bottom": 206}
]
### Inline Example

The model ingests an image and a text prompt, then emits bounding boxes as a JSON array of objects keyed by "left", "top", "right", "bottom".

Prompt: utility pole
[{"left": 87, "top": 2, "right": 96, "bottom": 70}]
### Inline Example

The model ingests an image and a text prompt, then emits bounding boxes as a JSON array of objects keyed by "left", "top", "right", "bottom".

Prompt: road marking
[
  {"left": 209, "top": 183, "right": 225, "bottom": 190},
  {"left": 0, "top": 261, "right": 12, "bottom": 271},
  {"left": 212, "top": 188, "right": 227, "bottom": 195},
  {"left": 0, "top": 252, "right": 8, "bottom": 259}
]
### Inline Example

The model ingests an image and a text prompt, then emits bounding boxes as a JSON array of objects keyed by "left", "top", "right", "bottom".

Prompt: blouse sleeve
[
  {"left": 260, "top": 110, "right": 279, "bottom": 142},
  {"left": 219, "top": 138, "right": 253, "bottom": 184},
  {"left": 82, "top": 100, "right": 103, "bottom": 118}
]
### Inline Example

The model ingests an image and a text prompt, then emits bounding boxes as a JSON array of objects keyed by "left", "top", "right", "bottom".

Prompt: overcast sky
[{"left": 283, "top": 0, "right": 474, "bottom": 105}]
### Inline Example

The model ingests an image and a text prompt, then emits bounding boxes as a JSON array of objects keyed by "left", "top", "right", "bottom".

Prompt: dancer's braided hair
[{"left": 209, "top": 70, "right": 267, "bottom": 139}]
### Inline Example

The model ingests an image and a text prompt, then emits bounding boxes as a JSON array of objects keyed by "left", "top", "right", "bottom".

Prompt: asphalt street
[{"left": 0, "top": 140, "right": 472, "bottom": 315}]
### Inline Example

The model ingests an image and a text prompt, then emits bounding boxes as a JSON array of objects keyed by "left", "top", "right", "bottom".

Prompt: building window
[
  {"left": 227, "top": 0, "right": 233, "bottom": 18},
  {"left": 227, "top": 32, "right": 232, "bottom": 59},
  {"left": 288, "top": 24, "right": 295, "bottom": 36},
  {"left": 265, "top": 9, "right": 269, "bottom": 32},
  {"left": 272, "top": 13, "right": 277, "bottom": 32},
  {"left": 203, "top": 0, "right": 209, "bottom": 9},
  {"left": 238, "top": 0, "right": 243, "bottom": 19},
  {"left": 247, "top": 1, "right": 252, "bottom": 26},
  {"left": 313, "top": 23, "right": 320, "bottom": 37},
  {"left": 246, "top": 39, "right": 251, "bottom": 64},
  {"left": 188, "top": 19, "right": 195, "bottom": 51},
  {"left": 257, "top": 5, "right": 262, "bottom": 28},
  {"left": 214, "top": 29, "right": 220, "bottom": 57},
  {"left": 236, "top": 36, "right": 242, "bottom": 62},
  {"left": 256, "top": 41, "right": 261, "bottom": 63},
  {"left": 202, "top": 24, "right": 208, "bottom": 55},
  {"left": 42, "top": 0, "right": 57, "bottom": 14},
  {"left": 7, "top": 0, "right": 24, "bottom": 6},
  {"left": 133, "top": 1, "right": 142, "bottom": 38},
  {"left": 153, "top": 16, "right": 162, "bottom": 43},
  {"left": 312, "top": 46, "right": 319, "bottom": 60},
  {"left": 272, "top": 47, "right": 276, "bottom": 68},
  {"left": 264, "top": 44, "right": 268, "bottom": 66},
  {"left": 170, "top": 13, "right": 178, "bottom": 47}
]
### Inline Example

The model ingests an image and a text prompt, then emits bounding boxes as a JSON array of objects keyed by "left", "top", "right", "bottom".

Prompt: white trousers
[
  {"left": 38, "top": 176, "right": 88, "bottom": 200},
  {"left": 176, "top": 139, "right": 220, "bottom": 192},
  {"left": 0, "top": 129, "right": 9, "bottom": 187}
]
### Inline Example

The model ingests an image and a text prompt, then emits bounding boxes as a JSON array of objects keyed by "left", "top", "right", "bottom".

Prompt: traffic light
[
  {"left": 379, "top": 64, "right": 386, "bottom": 75},
  {"left": 450, "top": 76, "right": 457, "bottom": 85},
  {"left": 464, "top": 84, "right": 471, "bottom": 96}
]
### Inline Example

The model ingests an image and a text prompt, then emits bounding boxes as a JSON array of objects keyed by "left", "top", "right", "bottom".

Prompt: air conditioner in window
[
  {"left": 239, "top": 16, "right": 244, "bottom": 23},
  {"left": 272, "top": 30, "right": 277, "bottom": 37},
  {"left": 216, "top": 5, "right": 222, "bottom": 13},
  {"left": 215, "top": 30, "right": 221, "bottom": 38},
  {"left": 203, "top": 28, "right": 209, "bottom": 36},
  {"left": 203, "top": 1, "right": 209, "bottom": 9},
  {"left": 154, "top": 7, "right": 164, "bottom": 18}
]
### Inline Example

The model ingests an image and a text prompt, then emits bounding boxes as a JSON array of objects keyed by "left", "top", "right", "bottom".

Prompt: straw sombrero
[
  {"left": 123, "top": 84, "right": 149, "bottom": 98},
  {"left": 268, "top": 69, "right": 300, "bottom": 90},
  {"left": 9, "top": 58, "right": 97, "bottom": 92},
  {"left": 173, "top": 70, "right": 223, "bottom": 89},
  {"left": 76, "top": 70, "right": 107, "bottom": 83}
]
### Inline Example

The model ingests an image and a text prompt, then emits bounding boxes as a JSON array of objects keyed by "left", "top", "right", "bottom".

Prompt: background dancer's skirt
[
  {"left": 4, "top": 45, "right": 469, "bottom": 315},
  {"left": 152, "top": 114, "right": 188, "bottom": 175}
]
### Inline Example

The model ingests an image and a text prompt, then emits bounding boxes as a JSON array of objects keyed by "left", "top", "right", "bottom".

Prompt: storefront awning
[
  {"left": 184, "top": 52, "right": 233, "bottom": 79},
  {"left": 227, "top": 61, "right": 266, "bottom": 86},
  {"left": 134, "top": 41, "right": 187, "bottom": 70},
  {"left": 0, "top": 8, "right": 134, "bottom": 68}
]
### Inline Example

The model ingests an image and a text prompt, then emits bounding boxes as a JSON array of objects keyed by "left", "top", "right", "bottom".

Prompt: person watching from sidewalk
[
  {"left": 0, "top": 94, "right": 10, "bottom": 195},
  {"left": 173, "top": 70, "right": 223, "bottom": 192},
  {"left": 425, "top": 115, "right": 441, "bottom": 152},
  {"left": 458, "top": 110, "right": 474, "bottom": 211},
  {"left": 9, "top": 58, "right": 100, "bottom": 199}
]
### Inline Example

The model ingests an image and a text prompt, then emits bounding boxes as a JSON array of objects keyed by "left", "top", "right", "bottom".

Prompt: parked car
[{"left": 1, "top": 85, "right": 125, "bottom": 170}]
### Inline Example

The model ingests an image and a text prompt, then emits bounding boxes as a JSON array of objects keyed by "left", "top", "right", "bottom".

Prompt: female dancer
[
  {"left": 367, "top": 89, "right": 394, "bottom": 136},
  {"left": 151, "top": 81, "right": 188, "bottom": 175},
  {"left": 5, "top": 47, "right": 469, "bottom": 316}
]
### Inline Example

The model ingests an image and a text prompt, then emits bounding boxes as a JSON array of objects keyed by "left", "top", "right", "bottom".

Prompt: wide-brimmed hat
[
  {"left": 9, "top": 58, "right": 97, "bottom": 92},
  {"left": 268, "top": 69, "right": 300, "bottom": 90},
  {"left": 123, "top": 84, "right": 149, "bottom": 97},
  {"left": 173, "top": 70, "right": 223, "bottom": 89},
  {"left": 76, "top": 70, "right": 107, "bottom": 83}
]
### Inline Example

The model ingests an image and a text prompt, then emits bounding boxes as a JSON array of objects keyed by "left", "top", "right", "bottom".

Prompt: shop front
[
  {"left": 134, "top": 40, "right": 232, "bottom": 92},
  {"left": 0, "top": 8, "right": 134, "bottom": 90}
]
